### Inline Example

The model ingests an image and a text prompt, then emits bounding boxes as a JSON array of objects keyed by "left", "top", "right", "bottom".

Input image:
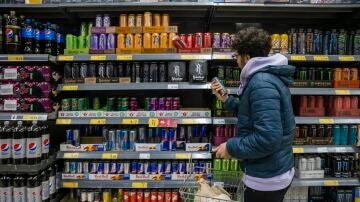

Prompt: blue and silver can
[
  {"left": 83, "top": 162, "right": 89, "bottom": 174},
  {"left": 168, "top": 128, "right": 176, "bottom": 151},
  {"left": 120, "top": 130, "right": 129, "bottom": 151},
  {"left": 108, "top": 130, "right": 116, "bottom": 151},
  {"left": 172, "top": 161, "right": 179, "bottom": 174},
  {"left": 137, "top": 161, "right": 144, "bottom": 174},
  {"left": 157, "top": 161, "right": 164, "bottom": 174},
  {"left": 77, "top": 161, "right": 83, "bottom": 174},
  {"left": 163, "top": 161, "right": 171, "bottom": 174},
  {"left": 66, "top": 130, "right": 73, "bottom": 144},
  {"left": 104, "top": 161, "right": 110, "bottom": 174},
  {"left": 116, "top": 162, "right": 123, "bottom": 174},
  {"left": 144, "top": 161, "right": 150, "bottom": 174},
  {"left": 109, "top": 162, "right": 117, "bottom": 174},
  {"left": 131, "top": 161, "right": 138, "bottom": 174},
  {"left": 97, "top": 162, "right": 104, "bottom": 174},
  {"left": 179, "top": 161, "right": 186, "bottom": 174},
  {"left": 150, "top": 162, "right": 157, "bottom": 174},
  {"left": 161, "top": 129, "right": 169, "bottom": 151},
  {"left": 70, "top": 162, "right": 77, "bottom": 174},
  {"left": 123, "top": 161, "right": 130, "bottom": 174},
  {"left": 89, "top": 162, "right": 97, "bottom": 174},
  {"left": 129, "top": 130, "right": 137, "bottom": 151},
  {"left": 115, "top": 130, "right": 122, "bottom": 150},
  {"left": 64, "top": 161, "right": 70, "bottom": 173}
]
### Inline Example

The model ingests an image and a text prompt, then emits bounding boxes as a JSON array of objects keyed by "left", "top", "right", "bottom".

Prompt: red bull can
[
  {"left": 116, "top": 162, "right": 124, "bottom": 174},
  {"left": 70, "top": 162, "right": 77, "bottom": 174},
  {"left": 144, "top": 161, "right": 150, "bottom": 174},
  {"left": 137, "top": 161, "right": 144, "bottom": 174},
  {"left": 179, "top": 161, "right": 186, "bottom": 174},
  {"left": 198, "top": 161, "right": 206, "bottom": 173},
  {"left": 161, "top": 129, "right": 169, "bottom": 151},
  {"left": 83, "top": 162, "right": 89, "bottom": 174},
  {"left": 169, "top": 128, "right": 176, "bottom": 151},
  {"left": 124, "top": 161, "right": 130, "bottom": 174},
  {"left": 131, "top": 161, "right": 138, "bottom": 174},
  {"left": 150, "top": 162, "right": 158, "bottom": 174},
  {"left": 109, "top": 162, "right": 117, "bottom": 174},
  {"left": 172, "top": 161, "right": 179, "bottom": 174},
  {"left": 163, "top": 161, "right": 171, "bottom": 174},
  {"left": 89, "top": 162, "right": 97, "bottom": 174},
  {"left": 97, "top": 162, "right": 104, "bottom": 174},
  {"left": 64, "top": 161, "right": 70, "bottom": 173},
  {"left": 77, "top": 161, "right": 83, "bottom": 173},
  {"left": 157, "top": 161, "right": 164, "bottom": 174}
]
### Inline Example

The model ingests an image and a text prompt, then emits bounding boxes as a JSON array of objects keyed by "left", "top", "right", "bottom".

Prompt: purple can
[
  {"left": 91, "top": 34, "right": 99, "bottom": 50},
  {"left": 150, "top": 98, "right": 158, "bottom": 111},
  {"left": 159, "top": 97, "right": 165, "bottom": 110},
  {"left": 173, "top": 97, "right": 180, "bottom": 110},
  {"left": 213, "top": 33, "right": 221, "bottom": 48},
  {"left": 95, "top": 14, "right": 103, "bottom": 27},
  {"left": 99, "top": 34, "right": 107, "bottom": 50},
  {"left": 130, "top": 97, "right": 137, "bottom": 111},
  {"left": 107, "top": 33, "right": 116, "bottom": 49},
  {"left": 165, "top": 97, "right": 172, "bottom": 110},
  {"left": 103, "top": 14, "right": 111, "bottom": 27},
  {"left": 221, "top": 33, "right": 231, "bottom": 48}
]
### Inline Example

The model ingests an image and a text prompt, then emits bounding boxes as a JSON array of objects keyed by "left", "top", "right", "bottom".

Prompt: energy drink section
[{"left": 0, "top": 2, "right": 360, "bottom": 202}]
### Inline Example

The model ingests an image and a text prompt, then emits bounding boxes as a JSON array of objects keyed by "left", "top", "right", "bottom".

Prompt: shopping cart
[{"left": 179, "top": 159, "right": 244, "bottom": 202}]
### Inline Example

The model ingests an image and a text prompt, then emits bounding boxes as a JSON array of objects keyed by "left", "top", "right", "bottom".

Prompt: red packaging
[
  {"left": 342, "top": 68, "right": 351, "bottom": 80},
  {"left": 130, "top": 190, "right": 137, "bottom": 202},
  {"left": 171, "top": 190, "right": 179, "bottom": 202},
  {"left": 151, "top": 191, "right": 158, "bottom": 202},
  {"left": 343, "top": 96, "right": 351, "bottom": 109},
  {"left": 137, "top": 191, "right": 144, "bottom": 202},
  {"left": 334, "top": 96, "right": 343, "bottom": 109},
  {"left": 144, "top": 190, "right": 151, "bottom": 202},
  {"left": 224, "top": 125, "right": 230, "bottom": 138},
  {"left": 158, "top": 190, "right": 165, "bottom": 202},
  {"left": 351, "top": 96, "right": 358, "bottom": 109},
  {"left": 186, "top": 34, "right": 193, "bottom": 48},
  {"left": 203, "top": 33, "right": 212, "bottom": 48},
  {"left": 308, "top": 96, "right": 316, "bottom": 108},
  {"left": 300, "top": 96, "right": 308, "bottom": 108},
  {"left": 179, "top": 34, "right": 186, "bottom": 42},
  {"left": 194, "top": 33, "right": 203, "bottom": 48},
  {"left": 165, "top": 190, "right": 172, "bottom": 202},
  {"left": 315, "top": 96, "right": 324, "bottom": 108},
  {"left": 172, "top": 36, "right": 187, "bottom": 49},
  {"left": 124, "top": 191, "right": 130, "bottom": 202},
  {"left": 328, "top": 96, "right": 334, "bottom": 109}
]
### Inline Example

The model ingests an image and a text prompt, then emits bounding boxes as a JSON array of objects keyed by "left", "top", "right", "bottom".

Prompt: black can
[
  {"left": 309, "top": 125, "right": 317, "bottom": 137},
  {"left": 333, "top": 156, "right": 342, "bottom": 178},
  {"left": 64, "top": 63, "right": 72, "bottom": 79},
  {"left": 106, "top": 62, "right": 114, "bottom": 78},
  {"left": 98, "top": 63, "right": 105, "bottom": 78},
  {"left": 125, "top": 63, "right": 131, "bottom": 77},
  {"left": 142, "top": 63, "right": 150, "bottom": 82},
  {"left": 341, "top": 156, "right": 349, "bottom": 178},
  {"left": 80, "top": 63, "right": 88, "bottom": 79},
  {"left": 71, "top": 63, "right": 80, "bottom": 79},
  {"left": 150, "top": 62, "right": 158, "bottom": 82},
  {"left": 159, "top": 62, "right": 167, "bottom": 82},
  {"left": 300, "top": 125, "right": 308, "bottom": 138},
  {"left": 134, "top": 62, "right": 141, "bottom": 83},
  {"left": 308, "top": 68, "right": 316, "bottom": 80},
  {"left": 117, "top": 63, "right": 124, "bottom": 77},
  {"left": 88, "top": 63, "right": 97, "bottom": 77},
  {"left": 317, "top": 125, "right": 325, "bottom": 137},
  {"left": 325, "top": 125, "right": 333, "bottom": 137}
]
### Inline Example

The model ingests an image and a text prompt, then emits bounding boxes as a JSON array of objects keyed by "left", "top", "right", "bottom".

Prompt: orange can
[
  {"left": 157, "top": 190, "right": 164, "bottom": 202},
  {"left": 117, "top": 33, "right": 125, "bottom": 49},
  {"left": 152, "top": 33, "right": 160, "bottom": 48},
  {"left": 165, "top": 190, "right": 171, "bottom": 202},
  {"left": 125, "top": 33, "right": 134, "bottom": 48},
  {"left": 150, "top": 191, "right": 157, "bottom": 202},
  {"left": 137, "top": 191, "right": 143, "bottom": 202},
  {"left": 120, "top": 14, "right": 127, "bottom": 27},
  {"left": 162, "top": 14, "right": 169, "bottom": 26},
  {"left": 134, "top": 33, "right": 143, "bottom": 49},
  {"left": 160, "top": 33, "right": 168, "bottom": 48},
  {"left": 168, "top": 33, "right": 176, "bottom": 48},
  {"left": 124, "top": 190, "right": 130, "bottom": 202},
  {"left": 144, "top": 190, "right": 151, "bottom": 202},
  {"left": 128, "top": 14, "right": 135, "bottom": 27},
  {"left": 144, "top": 12, "right": 152, "bottom": 27},
  {"left": 143, "top": 33, "right": 151, "bottom": 48},
  {"left": 153, "top": 14, "right": 161, "bottom": 26},
  {"left": 334, "top": 68, "right": 342, "bottom": 80},
  {"left": 136, "top": 14, "right": 143, "bottom": 27},
  {"left": 130, "top": 190, "right": 136, "bottom": 202}
]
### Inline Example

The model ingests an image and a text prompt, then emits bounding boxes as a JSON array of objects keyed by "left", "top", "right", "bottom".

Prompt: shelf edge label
[
  {"left": 63, "top": 153, "right": 80, "bottom": 159},
  {"left": 90, "top": 119, "right": 107, "bottom": 125},
  {"left": 117, "top": 55, "right": 133, "bottom": 61},
  {"left": 339, "top": 56, "right": 355, "bottom": 61},
  {"left": 122, "top": 119, "right": 139, "bottom": 125},
  {"left": 319, "top": 118, "right": 335, "bottom": 124},
  {"left": 132, "top": 182, "right": 148, "bottom": 188},
  {"left": 175, "top": 153, "right": 191, "bottom": 159},
  {"left": 62, "top": 182, "right": 79, "bottom": 188},
  {"left": 324, "top": 180, "right": 339, "bottom": 186},
  {"left": 313, "top": 55, "right": 329, "bottom": 61},
  {"left": 335, "top": 89, "right": 350, "bottom": 95},
  {"left": 90, "top": 55, "right": 107, "bottom": 61},
  {"left": 56, "top": 119, "right": 72, "bottom": 125},
  {"left": 7, "top": 55, "right": 24, "bottom": 61},
  {"left": 290, "top": 55, "right": 306, "bottom": 61},
  {"left": 102, "top": 153, "right": 118, "bottom": 159},
  {"left": 292, "top": 147, "right": 304, "bottom": 154},
  {"left": 62, "top": 85, "right": 79, "bottom": 91},
  {"left": 58, "top": 55, "right": 74, "bottom": 61}
]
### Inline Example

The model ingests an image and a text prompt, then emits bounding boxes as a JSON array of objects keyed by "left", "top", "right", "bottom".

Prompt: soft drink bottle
[
  {"left": 5, "top": 11, "right": 21, "bottom": 54},
  {"left": 44, "top": 23, "right": 56, "bottom": 55},
  {"left": 0, "top": 175, "right": 12, "bottom": 202},
  {"left": 0, "top": 121, "right": 12, "bottom": 165},
  {"left": 22, "top": 18, "right": 34, "bottom": 54},
  {"left": 41, "top": 124, "right": 50, "bottom": 160},
  {"left": 54, "top": 164, "right": 60, "bottom": 192},
  {"left": 27, "top": 175, "right": 41, "bottom": 202},
  {"left": 26, "top": 121, "right": 42, "bottom": 165},
  {"left": 48, "top": 166, "right": 56, "bottom": 200},
  {"left": 13, "top": 176, "right": 26, "bottom": 202},
  {"left": 34, "top": 22, "right": 42, "bottom": 54},
  {"left": 56, "top": 32, "right": 64, "bottom": 56},
  {"left": 12, "top": 121, "right": 26, "bottom": 164},
  {"left": 41, "top": 170, "right": 50, "bottom": 202}
]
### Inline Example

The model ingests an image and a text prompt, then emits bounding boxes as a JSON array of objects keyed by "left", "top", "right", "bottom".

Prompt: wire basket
[{"left": 179, "top": 165, "right": 244, "bottom": 202}]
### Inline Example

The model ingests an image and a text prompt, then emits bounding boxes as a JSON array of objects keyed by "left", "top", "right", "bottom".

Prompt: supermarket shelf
[
  {"left": 57, "top": 82, "right": 211, "bottom": 91},
  {"left": 216, "top": 116, "right": 360, "bottom": 124},
  {"left": 213, "top": 117, "right": 238, "bottom": 125},
  {"left": 0, "top": 156, "right": 55, "bottom": 175},
  {"left": 0, "top": 113, "right": 49, "bottom": 121},
  {"left": 212, "top": 54, "right": 360, "bottom": 62},
  {"left": 0, "top": 54, "right": 56, "bottom": 62},
  {"left": 227, "top": 88, "right": 360, "bottom": 95},
  {"left": 57, "top": 151, "right": 212, "bottom": 160},
  {"left": 292, "top": 145, "right": 358, "bottom": 154},
  {"left": 292, "top": 178, "right": 360, "bottom": 187}
]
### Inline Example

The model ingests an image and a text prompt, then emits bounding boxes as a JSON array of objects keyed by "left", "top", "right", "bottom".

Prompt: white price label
[
  {"left": 139, "top": 153, "right": 150, "bottom": 159},
  {"left": 213, "top": 119, "right": 225, "bottom": 125},
  {"left": 0, "top": 84, "right": 13, "bottom": 95},
  {"left": 4, "top": 100, "right": 17, "bottom": 111},
  {"left": 4, "top": 69, "right": 17, "bottom": 79},
  {"left": 317, "top": 147, "right": 328, "bottom": 153},
  {"left": 10, "top": 115, "right": 18, "bottom": 120},
  {"left": 213, "top": 181, "right": 225, "bottom": 187},
  {"left": 167, "top": 84, "right": 179, "bottom": 89},
  {"left": 335, "top": 147, "right": 347, "bottom": 153}
]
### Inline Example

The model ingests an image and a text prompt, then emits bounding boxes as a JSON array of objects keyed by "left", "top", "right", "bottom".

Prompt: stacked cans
[
  {"left": 65, "top": 22, "right": 92, "bottom": 50},
  {"left": 294, "top": 67, "right": 333, "bottom": 81},
  {"left": 64, "top": 160, "right": 211, "bottom": 175},
  {"left": 213, "top": 158, "right": 241, "bottom": 172},
  {"left": 175, "top": 33, "right": 213, "bottom": 49},
  {"left": 61, "top": 97, "right": 138, "bottom": 111},
  {"left": 144, "top": 97, "right": 180, "bottom": 111},
  {"left": 91, "top": 14, "right": 116, "bottom": 50},
  {"left": 213, "top": 65, "right": 241, "bottom": 87},
  {"left": 213, "top": 125, "right": 237, "bottom": 146}
]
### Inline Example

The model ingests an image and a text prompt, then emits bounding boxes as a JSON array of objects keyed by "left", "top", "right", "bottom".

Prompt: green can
[
  {"left": 71, "top": 98, "right": 78, "bottom": 111},
  {"left": 61, "top": 99, "right": 70, "bottom": 111},
  {"left": 230, "top": 159, "right": 239, "bottom": 171},
  {"left": 121, "top": 97, "right": 129, "bottom": 111},
  {"left": 217, "top": 68, "right": 224, "bottom": 80},
  {"left": 93, "top": 97, "right": 100, "bottom": 110},
  {"left": 88, "top": 22, "right": 93, "bottom": 36},
  {"left": 78, "top": 98, "right": 87, "bottom": 111},
  {"left": 84, "top": 36, "right": 90, "bottom": 49},
  {"left": 65, "top": 34, "right": 73, "bottom": 49},
  {"left": 222, "top": 159, "right": 230, "bottom": 171},
  {"left": 213, "top": 159, "right": 222, "bottom": 171},
  {"left": 85, "top": 98, "right": 89, "bottom": 110},
  {"left": 107, "top": 97, "right": 115, "bottom": 111},
  {"left": 78, "top": 35, "right": 86, "bottom": 49},
  {"left": 117, "top": 97, "right": 122, "bottom": 111},
  {"left": 144, "top": 97, "right": 150, "bottom": 111},
  {"left": 80, "top": 22, "right": 87, "bottom": 36}
]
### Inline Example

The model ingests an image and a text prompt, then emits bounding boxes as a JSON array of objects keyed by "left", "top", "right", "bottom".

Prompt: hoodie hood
[{"left": 238, "top": 54, "right": 295, "bottom": 95}]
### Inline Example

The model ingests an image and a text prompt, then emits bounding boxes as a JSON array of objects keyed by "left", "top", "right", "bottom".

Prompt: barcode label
[
  {"left": 4, "top": 69, "right": 17, "bottom": 79},
  {"left": 4, "top": 100, "right": 17, "bottom": 111},
  {"left": 0, "top": 84, "right": 14, "bottom": 95}
]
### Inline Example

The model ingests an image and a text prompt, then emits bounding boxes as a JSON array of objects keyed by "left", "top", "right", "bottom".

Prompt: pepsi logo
[
  {"left": 0, "top": 144, "right": 10, "bottom": 152},
  {"left": 5, "top": 29, "right": 13, "bottom": 38},
  {"left": 43, "top": 139, "right": 49, "bottom": 147},
  {"left": 35, "top": 29, "right": 40, "bottom": 36},
  {"left": 28, "top": 143, "right": 37, "bottom": 151},
  {"left": 26, "top": 26, "right": 32, "bottom": 32},
  {"left": 45, "top": 30, "right": 50, "bottom": 35},
  {"left": 14, "top": 143, "right": 22, "bottom": 152}
]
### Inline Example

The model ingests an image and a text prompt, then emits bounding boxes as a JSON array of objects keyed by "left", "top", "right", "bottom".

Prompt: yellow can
[
  {"left": 103, "top": 190, "right": 111, "bottom": 202},
  {"left": 168, "top": 33, "right": 176, "bottom": 48},
  {"left": 143, "top": 33, "right": 151, "bottom": 48},
  {"left": 153, "top": 14, "right": 161, "bottom": 26},
  {"left": 160, "top": 33, "right": 168, "bottom": 48},
  {"left": 144, "top": 12, "right": 152, "bottom": 27},
  {"left": 119, "top": 14, "right": 127, "bottom": 27},
  {"left": 117, "top": 33, "right": 125, "bottom": 49},
  {"left": 162, "top": 14, "right": 169, "bottom": 26},
  {"left": 136, "top": 14, "right": 143, "bottom": 27},
  {"left": 271, "top": 34, "right": 280, "bottom": 52},
  {"left": 134, "top": 33, "right": 143, "bottom": 49},
  {"left": 128, "top": 14, "right": 135, "bottom": 27},
  {"left": 117, "top": 189, "right": 123, "bottom": 202},
  {"left": 151, "top": 33, "right": 160, "bottom": 48},
  {"left": 125, "top": 33, "right": 134, "bottom": 48},
  {"left": 280, "top": 34, "right": 289, "bottom": 54}
]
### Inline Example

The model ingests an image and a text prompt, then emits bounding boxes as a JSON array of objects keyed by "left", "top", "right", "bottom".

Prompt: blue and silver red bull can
[
  {"left": 116, "top": 162, "right": 124, "bottom": 174},
  {"left": 157, "top": 161, "right": 164, "bottom": 174},
  {"left": 123, "top": 161, "right": 130, "bottom": 174},
  {"left": 107, "top": 33, "right": 116, "bottom": 49},
  {"left": 169, "top": 128, "right": 176, "bottom": 151},
  {"left": 131, "top": 161, "right": 138, "bottom": 174},
  {"left": 108, "top": 130, "right": 116, "bottom": 151},
  {"left": 205, "top": 162, "right": 212, "bottom": 174},
  {"left": 161, "top": 129, "right": 169, "bottom": 151},
  {"left": 198, "top": 161, "right": 206, "bottom": 174},
  {"left": 66, "top": 130, "right": 73, "bottom": 144},
  {"left": 89, "top": 162, "right": 97, "bottom": 174},
  {"left": 99, "top": 34, "right": 107, "bottom": 50},
  {"left": 137, "top": 161, "right": 144, "bottom": 174},
  {"left": 138, "top": 127, "right": 146, "bottom": 143},
  {"left": 129, "top": 130, "right": 137, "bottom": 151},
  {"left": 64, "top": 161, "right": 70, "bottom": 173},
  {"left": 144, "top": 162, "right": 150, "bottom": 174},
  {"left": 97, "top": 162, "right": 104, "bottom": 174},
  {"left": 120, "top": 130, "right": 129, "bottom": 151},
  {"left": 163, "top": 161, "right": 171, "bottom": 174},
  {"left": 83, "top": 162, "right": 89, "bottom": 174},
  {"left": 179, "top": 161, "right": 186, "bottom": 174},
  {"left": 150, "top": 162, "right": 157, "bottom": 174},
  {"left": 77, "top": 161, "right": 83, "bottom": 173},
  {"left": 115, "top": 130, "right": 122, "bottom": 150},
  {"left": 172, "top": 161, "right": 179, "bottom": 174},
  {"left": 109, "top": 162, "right": 117, "bottom": 174},
  {"left": 104, "top": 161, "right": 110, "bottom": 174},
  {"left": 70, "top": 162, "right": 77, "bottom": 174}
]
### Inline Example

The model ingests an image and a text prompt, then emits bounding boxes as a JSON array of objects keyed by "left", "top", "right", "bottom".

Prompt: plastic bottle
[
  {"left": 34, "top": 22, "right": 42, "bottom": 54},
  {"left": 0, "top": 121, "right": 12, "bottom": 165},
  {"left": 43, "top": 23, "right": 56, "bottom": 55},
  {"left": 48, "top": 166, "right": 56, "bottom": 200},
  {"left": 0, "top": 175, "right": 13, "bottom": 202},
  {"left": 41, "top": 170, "right": 49, "bottom": 202},
  {"left": 5, "top": 11, "right": 21, "bottom": 54},
  {"left": 41, "top": 124, "right": 50, "bottom": 160},
  {"left": 22, "top": 18, "right": 34, "bottom": 54},
  {"left": 12, "top": 121, "right": 26, "bottom": 164},
  {"left": 27, "top": 175, "right": 41, "bottom": 202},
  {"left": 26, "top": 121, "right": 42, "bottom": 165},
  {"left": 13, "top": 175, "right": 26, "bottom": 202},
  {"left": 56, "top": 26, "right": 64, "bottom": 56}
]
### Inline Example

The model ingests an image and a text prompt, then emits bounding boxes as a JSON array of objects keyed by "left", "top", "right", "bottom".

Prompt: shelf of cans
[{"left": 284, "top": 186, "right": 358, "bottom": 202}]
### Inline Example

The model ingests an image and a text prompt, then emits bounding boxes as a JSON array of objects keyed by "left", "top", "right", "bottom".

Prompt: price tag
[
  {"left": 317, "top": 147, "right": 329, "bottom": 153},
  {"left": 4, "top": 69, "right": 18, "bottom": 79},
  {"left": 290, "top": 55, "right": 306, "bottom": 61},
  {"left": 63, "top": 153, "right": 79, "bottom": 159},
  {"left": 117, "top": 55, "right": 133, "bottom": 61},
  {"left": 0, "top": 84, "right": 14, "bottom": 95},
  {"left": 214, "top": 54, "right": 231, "bottom": 60},
  {"left": 4, "top": 100, "right": 17, "bottom": 111},
  {"left": 62, "top": 85, "right": 78, "bottom": 91},
  {"left": 62, "top": 182, "right": 79, "bottom": 188},
  {"left": 182, "top": 119, "right": 197, "bottom": 124},
  {"left": 335, "top": 147, "right": 347, "bottom": 153},
  {"left": 139, "top": 153, "right": 150, "bottom": 159},
  {"left": 339, "top": 56, "right": 355, "bottom": 61},
  {"left": 313, "top": 55, "right": 329, "bottom": 61},
  {"left": 132, "top": 182, "right": 147, "bottom": 188},
  {"left": 167, "top": 84, "right": 179, "bottom": 89},
  {"left": 25, "top": 0, "right": 42, "bottom": 4},
  {"left": 90, "top": 55, "right": 106, "bottom": 61},
  {"left": 175, "top": 153, "right": 191, "bottom": 159},
  {"left": 148, "top": 118, "right": 159, "bottom": 127},
  {"left": 7, "top": 55, "right": 24, "bottom": 61},
  {"left": 213, "top": 119, "right": 225, "bottom": 125},
  {"left": 10, "top": 115, "right": 18, "bottom": 120},
  {"left": 23, "top": 115, "right": 39, "bottom": 121},
  {"left": 335, "top": 90, "right": 350, "bottom": 95},
  {"left": 319, "top": 118, "right": 335, "bottom": 124},
  {"left": 292, "top": 147, "right": 304, "bottom": 154},
  {"left": 102, "top": 153, "right": 118, "bottom": 159},
  {"left": 122, "top": 119, "right": 139, "bottom": 125},
  {"left": 324, "top": 180, "right": 339, "bottom": 186},
  {"left": 58, "top": 55, "right": 74, "bottom": 61},
  {"left": 90, "top": 119, "right": 106, "bottom": 125},
  {"left": 56, "top": 119, "right": 72, "bottom": 125}
]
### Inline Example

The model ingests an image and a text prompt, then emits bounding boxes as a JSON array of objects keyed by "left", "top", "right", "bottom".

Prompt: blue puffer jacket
[{"left": 225, "top": 65, "right": 296, "bottom": 178}]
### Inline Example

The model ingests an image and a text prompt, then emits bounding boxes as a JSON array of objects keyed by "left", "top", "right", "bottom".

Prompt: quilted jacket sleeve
[
  {"left": 224, "top": 96, "right": 239, "bottom": 116},
  {"left": 226, "top": 77, "right": 283, "bottom": 159}
]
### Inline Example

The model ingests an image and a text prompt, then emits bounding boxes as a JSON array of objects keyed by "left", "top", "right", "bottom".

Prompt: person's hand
[
  {"left": 211, "top": 80, "right": 229, "bottom": 103},
  {"left": 214, "top": 142, "right": 231, "bottom": 159}
]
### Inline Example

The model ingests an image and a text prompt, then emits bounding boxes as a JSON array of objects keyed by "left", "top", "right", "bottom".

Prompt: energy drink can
[
  {"left": 153, "top": 14, "right": 161, "bottom": 26},
  {"left": 198, "top": 161, "right": 206, "bottom": 173},
  {"left": 222, "top": 159, "right": 229, "bottom": 171},
  {"left": 131, "top": 161, "right": 138, "bottom": 174},
  {"left": 213, "top": 33, "right": 221, "bottom": 48},
  {"left": 169, "top": 128, "right": 176, "bottom": 151},
  {"left": 341, "top": 125, "right": 349, "bottom": 145},
  {"left": 299, "top": 158, "right": 307, "bottom": 171},
  {"left": 136, "top": 14, "right": 143, "bottom": 27},
  {"left": 144, "top": 33, "right": 151, "bottom": 48},
  {"left": 97, "top": 162, "right": 104, "bottom": 174},
  {"left": 83, "top": 162, "right": 89, "bottom": 173},
  {"left": 134, "top": 33, "right": 142, "bottom": 49},
  {"left": 349, "top": 125, "right": 357, "bottom": 145},
  {"left": 334, "top": 156, "right": 342, "bottom": 178},
  {"left": 129, "top": 130, "right": 137, "bottom": 151},
  {"left": 152, "top": 33, "right": 160, "bottom": 48},
  {"left": 342, "top": 156, "right": 349, "bottom": 178},
  {"left": 66, "top": 129, "right": 73, "bottom": 144},
  {"left": 150, "top": 162, "right": 158, "bottom": 174},
  {"left": 315, "top": 157, "right": 322, "bottom": 170},
  {"left": 128, "top": 14, "right": 135, "bottom": 27},
  {"left": 161, "top": 129, "right": 169, "bottom": 151},
  {"left": 99, "top": 34, "right": 107, "bottom": 50},
  {"left": 297, "top": 28, "right": 306, "bottom": 54},
  {"left": 73, "top": 129, "right": 80, "bottom": 146},
  {"left": 104, "top": 161, "right": 110, "bottom": 174},
  {"left": 160, "top": 33, "right": 168, "bottom": 48},
  {"left": 120, "top": 130, "right": 129, "bottom": 151},
  {"left": 125, "top": 34, "right": 133, "bottom": 48},
  {"left": 108, "top": 130, "right": 116, "bottom": 151},
  {"left": 64, "top": 161, "right": 70, "bottom": 173},
  {"left": 163, "top": 161, "right": 171, "bottom": 174},
  {"left": 307, "top": 158, "right": 315, "bottom": 170},
  {"left": 107, "top": 33, "right": 116, "bottom": 49},
  {"left": 230, "top": 159, "right": 238, "bottom": 171},
  {"left": 103, "top": 14, "right": 111, "bottom": 27},
  {"left": 137, "top": 161, "right": 144, "bottom": 174},
  {"left": 77, "top": 161, "right": 83, "bottom": 173},
  {"left": 159, "top": 62, "right": 167, "bottom": 82},
  {"left": 109, "top": 162, "right": 117, "bottom": 174},
  {"left": 172, "top": 161, "right": 179, "bottom": 174},
  {"left": 205, "top": 162, "right": 212, "bottom": 174},
  {"left": 195, "top": 33, "right": 203, "bottom": 48},
  {"left": 150, "top": 62, "right": 158, "bottom": 82},
  {"left": 333, "top": 125, "right": 341, "bottom": 145},
  {"left": 89, "top": 162, "right": 96, "bottom": 174},
  {"left": 144, "top": 161, "right": 150, "bottom": 174},
  {"left": 103, "top": 189, "right": 111, "bottom": 202},
  {"left": 70, "top": 161, "right": 77, "bottom": 174},
  {"left": 157, "top": 161, "right": 164, "bottom": 174},
  {"left": 117, "top": 33, "right": 125, "bottom": 49},
  {"left": 124, "top": 161, "right": 130, "bottom": 174},
  {"left": 116, "top": 162, "right": 124, "bottom": 174},
  {"left": 213, "top": 159, "right": 222, "bottom": 171},
  {"left": 95, "top": 14, "right": 103, "bottom": 27}
]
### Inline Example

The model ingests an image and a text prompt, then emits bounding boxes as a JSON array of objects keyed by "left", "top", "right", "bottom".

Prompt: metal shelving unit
[
  {"left": 0, "top": 113, "right": 48, "bottom": 121},
  {"left": 0, "top": 156, "right": 56, "bottom": 175},
  {"left": 214, "top": 117, "right": 360, "bottom": 125},
  {"left": 292, "top": 178, "right": 360, "bottom": 187},
  {"left": 292, "top": 145, "right": 358, "bottom": 154},
  {"left": 0, "top": 54, "right": 56, "bottom": 62}
]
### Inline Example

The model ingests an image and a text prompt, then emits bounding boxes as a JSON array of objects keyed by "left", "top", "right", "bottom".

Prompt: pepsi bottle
[
  {"left": 27, "top": 175, "right": 41, "bottom": 202},
  {"left": 26, "top": 121, "right": 41, "bottom": 165},
  {"left": 56, "top": 32, "right": 64, "bottom": 56},
  {"left": 4, "top": 11, "right": 21, "bottom": 54},
  {"left": 41, "top": 124, "right": 50, "bottom": 160},
  {"left": 22, "top": 18, "right": 34, "bottom": 54},
  {"left": 34, "top": 22, "right": 42, "bottom": 54},
  {"left": 43, "top": 23, "right": 56, "bottom": 55},
  {"left": 0, "top": 121, "right": 12, "bottom": 165},
  {"left": 48, "top": 166, "right": 56, "bottom": 200},
  {"left": 13, "top": 176, "right": 26, "bottom": 202},
  {"left": 41, "top": 170, "right": 49, "bottom": 202},
  {"left": 0, "top": 175, "right": 13, "bottom": 202},
  {"left": 12, "top": 121, "right": 26, "bottom": 164}
]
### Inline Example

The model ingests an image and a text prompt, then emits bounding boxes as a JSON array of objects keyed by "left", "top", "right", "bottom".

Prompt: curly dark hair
[{"left": 231, "top": 27, "right": 271, "bottom": 58}]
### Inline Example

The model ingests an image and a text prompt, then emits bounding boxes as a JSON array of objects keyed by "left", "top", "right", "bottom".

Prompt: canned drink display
[
  {"left": 120, "top": 14, "right": 127, "bottom": 27},
  {"left": 151, "top": 33, "right": 160, "bottom": 48},
  {"left": 162, "top": 14, "right": 169, "bottom": 26},
  {"left": 128, "top": 14, "right": 135, "bottom": 27}
]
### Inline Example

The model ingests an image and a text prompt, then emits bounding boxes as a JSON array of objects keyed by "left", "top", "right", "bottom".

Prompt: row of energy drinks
[
  {"left": 294, "top": 67, "right": 358, "bottom": 81},
  {"left": 213, "top": 65, "right": 241, "bottom": 87},
  {"left": 284, "top": 187, "right": 357, "bottom": 202}
]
